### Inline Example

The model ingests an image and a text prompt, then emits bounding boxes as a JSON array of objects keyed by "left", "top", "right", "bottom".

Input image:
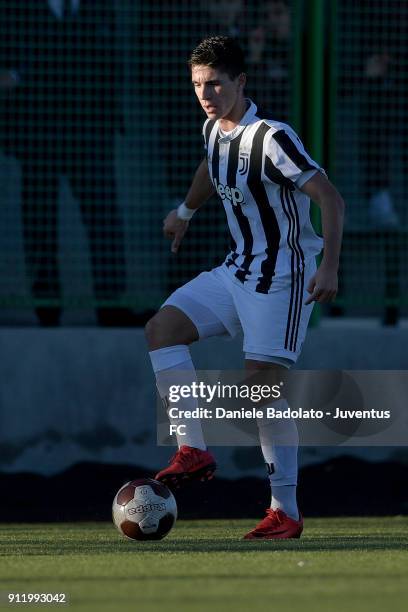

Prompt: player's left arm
[{"left": 300, "top": 172, "right": 345, "bottom": 305}]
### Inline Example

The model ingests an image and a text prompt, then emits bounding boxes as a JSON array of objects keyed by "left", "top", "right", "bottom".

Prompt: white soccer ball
[{"left": 112, "top": 478, "right": 177, "bottom": 541}]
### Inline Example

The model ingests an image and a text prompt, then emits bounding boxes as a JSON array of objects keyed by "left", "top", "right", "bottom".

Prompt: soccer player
[{"left": 145, "top": 36, "right": 344, "bottom": 539}]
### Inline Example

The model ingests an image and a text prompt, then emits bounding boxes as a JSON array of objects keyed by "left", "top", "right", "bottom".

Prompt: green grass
[{"left": 0, "top": 518, "right": 407, "bottom": 612}]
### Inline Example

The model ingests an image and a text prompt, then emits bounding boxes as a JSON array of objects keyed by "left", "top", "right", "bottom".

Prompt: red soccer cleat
[
  {"left": 243, "top": 508, "right": 303, "bottom": 540},
  {"left": 155, "top": 445, "right": 216, "bottom": 489}
]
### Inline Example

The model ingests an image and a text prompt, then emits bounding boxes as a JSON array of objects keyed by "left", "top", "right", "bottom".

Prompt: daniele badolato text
[{"left": 167, "top": 407, "right": 391, "bottom": 420}]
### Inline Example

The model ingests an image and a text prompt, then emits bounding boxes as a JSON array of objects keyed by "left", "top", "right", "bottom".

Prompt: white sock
[
  {"left": 257, "top": 398, "right": 299, "bottom": 520},
  {"left": 149, "top": 345, "right": 206, "bottom": 450},
  {"left": 271, "top": 485, "right": 299, "bottom": 520}
]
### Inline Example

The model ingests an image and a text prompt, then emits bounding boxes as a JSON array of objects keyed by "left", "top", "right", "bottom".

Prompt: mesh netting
[
  {"left": 0, "top": 1, "right": 406, "bottom": 323},
  {"left": 333, "top": 0, "right": 408, "bottom": 320},
  {"left": 0, "top": 1, "right": 294, "bottom": 322}
]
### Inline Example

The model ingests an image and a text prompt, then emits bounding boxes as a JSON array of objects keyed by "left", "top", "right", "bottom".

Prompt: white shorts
[{"left": 162, "top": 260, "right": 316, "bottom": 363}]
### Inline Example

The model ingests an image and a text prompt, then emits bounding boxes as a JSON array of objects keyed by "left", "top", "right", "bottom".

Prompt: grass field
[{"left": 1, "top": 518, "right": 407, "bottom": 612}]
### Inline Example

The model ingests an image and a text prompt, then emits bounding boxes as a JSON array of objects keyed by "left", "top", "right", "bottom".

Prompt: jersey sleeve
[{"left": 264, "top": 126, "right": 325, "bottom": 187}]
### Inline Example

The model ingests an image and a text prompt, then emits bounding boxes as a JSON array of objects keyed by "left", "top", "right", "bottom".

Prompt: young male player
[{"left": 145, "top": 37, "right": 344, "bottom": 539}]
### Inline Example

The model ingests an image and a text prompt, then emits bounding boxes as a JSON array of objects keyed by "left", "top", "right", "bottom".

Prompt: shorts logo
[
  {"left": 265, "top": 462, "right": 275, "bottom": 475},
  {"left": 238, "top": 153, "right": 249, "bottom": 175},
  {"left": 213, "top": 178, "right": 245, "bottom": 207}
]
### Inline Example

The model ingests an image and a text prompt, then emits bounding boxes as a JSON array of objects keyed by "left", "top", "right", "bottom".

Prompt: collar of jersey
[{"left": 217, "top": 99, "right": 257, "bottom": 143}]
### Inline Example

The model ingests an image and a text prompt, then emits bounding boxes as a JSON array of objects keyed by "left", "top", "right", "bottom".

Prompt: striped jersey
[{"left": 203, "top": 99, "right": 324, "bottom": 294}]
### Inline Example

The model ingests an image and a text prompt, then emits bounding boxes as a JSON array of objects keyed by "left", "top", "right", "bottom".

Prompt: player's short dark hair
[{"left": 188, "top": 36, "right": 246, "bottom": 80}]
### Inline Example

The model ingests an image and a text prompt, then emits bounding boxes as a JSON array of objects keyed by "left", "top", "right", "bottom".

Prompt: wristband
[{"left": 177, "top": 202, "right": 196, "bottom": 221}]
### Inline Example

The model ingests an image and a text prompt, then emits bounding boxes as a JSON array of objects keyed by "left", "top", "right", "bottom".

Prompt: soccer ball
[{"left": 112, "top": 478, "right": 177, "bottom": 541}]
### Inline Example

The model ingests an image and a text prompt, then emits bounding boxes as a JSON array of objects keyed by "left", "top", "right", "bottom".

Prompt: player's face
[{"left": 191, "top": 65, "right": 245, "bottom": 121}]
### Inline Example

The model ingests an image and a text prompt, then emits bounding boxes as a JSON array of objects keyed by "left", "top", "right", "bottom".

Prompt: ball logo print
[
  {"left": 112, "top": 478, "right": 177, "bottom": 541},
  {"left": 128, "top": 502, "right": 167, "bottom": 514}
]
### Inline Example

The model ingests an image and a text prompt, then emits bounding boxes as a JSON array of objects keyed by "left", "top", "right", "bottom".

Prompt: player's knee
[
  {"left": 145, "top": 314, "right": 162, "bottom": 349},
  {"left": 145, "top": 312, "right": 177, "bottom": 350}
]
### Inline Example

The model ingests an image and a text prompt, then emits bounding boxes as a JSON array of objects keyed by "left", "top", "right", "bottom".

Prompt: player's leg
[
  {"left": 233, "top": 261, "right": 317, "bottom": 539},
  {"left": 146, "top": 269, "right": 240, "bottom": 488},
  {"left": 147, "top": 303, "right": 205, "bottom": 454},
  {"left": 147, "top": 304, "right": 215, "bottom": 485},
  {"left": 246, "top": 358, "right": 299, "bottom": 518},
  {"left": 243, "top": 358, "right": 303, "bottom": 540},
  {"left": 145, "top": 304, "right": 199, "bottom": 350}
]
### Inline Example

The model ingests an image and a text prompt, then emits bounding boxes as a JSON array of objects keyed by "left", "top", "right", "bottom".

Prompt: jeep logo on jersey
[
  {"left": 238, "top": 153, "right": 249, "bottom": 175},
  {"left": 213, "top": 178, "right": 245, "bottom": 206}
]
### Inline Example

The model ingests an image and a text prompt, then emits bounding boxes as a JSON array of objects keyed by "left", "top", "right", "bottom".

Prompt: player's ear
[{"left": 238, "top": 72, "right": 246, "bottom": 90}]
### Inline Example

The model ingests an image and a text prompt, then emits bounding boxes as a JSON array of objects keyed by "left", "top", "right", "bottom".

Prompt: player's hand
[
  {"left": 305, "top": 264, "right": 338, "bottom": 305},
  {"left": 163, "top": 209, "right": 189, "bottom": 254}
]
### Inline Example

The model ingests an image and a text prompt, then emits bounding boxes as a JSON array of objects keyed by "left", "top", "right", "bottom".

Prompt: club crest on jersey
[
  {"left": 238, "top": 152, "right": 249, "bottom": 175},
  {"left": 213, "top": 178, "right": 245, "bottom": 207}
]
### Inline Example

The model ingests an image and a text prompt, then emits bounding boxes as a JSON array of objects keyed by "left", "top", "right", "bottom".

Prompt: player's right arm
[{"left": 163, "top": 157, "right": 215, "bottom": 253}]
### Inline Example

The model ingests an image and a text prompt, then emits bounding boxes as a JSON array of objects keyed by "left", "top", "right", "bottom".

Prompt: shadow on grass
[
  {"left": 3, "top": 570, "right": 408, "bottom": 585},
  {"left": 1, "top": 535, "right": 408, "bottom": 556}
]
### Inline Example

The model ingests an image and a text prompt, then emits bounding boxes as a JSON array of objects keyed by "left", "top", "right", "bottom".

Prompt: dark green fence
[
  {"left": 331, "top": 0, "right": 408, "bottom": 321},
  {"left": 0, "top": 1, "right": 406, "bottom": 323}
]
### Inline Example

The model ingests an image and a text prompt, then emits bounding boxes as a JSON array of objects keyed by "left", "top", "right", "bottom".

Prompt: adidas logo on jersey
[{"left": 213, "top": 178, "right": 245, "bottom": 207}]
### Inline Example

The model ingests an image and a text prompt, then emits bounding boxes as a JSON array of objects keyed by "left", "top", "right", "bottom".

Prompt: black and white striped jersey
[{"left": 203, "top": 99, "right": 324, "bottom": 294}]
